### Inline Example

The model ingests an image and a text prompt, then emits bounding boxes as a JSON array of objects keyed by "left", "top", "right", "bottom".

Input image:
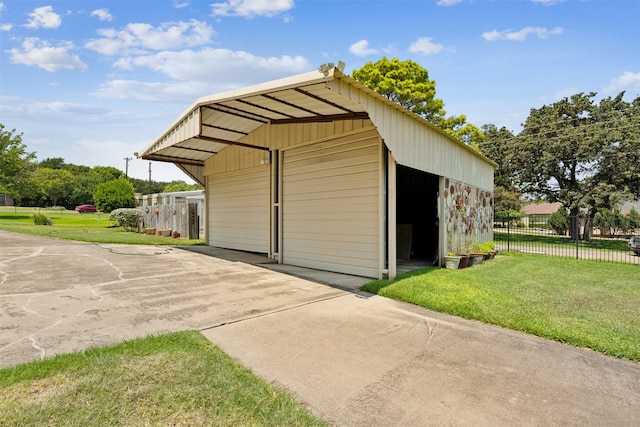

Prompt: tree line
[{"left": 0, "top": 125, "right": 202, "bottom": 211}]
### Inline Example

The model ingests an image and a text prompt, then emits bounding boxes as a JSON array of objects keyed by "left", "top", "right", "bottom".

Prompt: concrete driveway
[{"left": 1, "top": 230, "right": 639, "bottom": 426}]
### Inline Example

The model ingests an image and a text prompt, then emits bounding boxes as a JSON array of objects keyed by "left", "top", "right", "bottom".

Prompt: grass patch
[
  {"left": 362, "top": 253, "right": 640, "bottom": 362},
  {"left": 0, "top": 207, "right": 204, "bottom": 246},
  {"left": 0, "top": 331, "right": 326, "bottom": 426}
]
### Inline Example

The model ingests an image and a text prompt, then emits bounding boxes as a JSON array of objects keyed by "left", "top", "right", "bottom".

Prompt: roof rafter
[
  {"left": 271, "top": 111, "right": 369, "bottom": 125},
  {"left": 293, "top": 87, "right": 356, "bottom": 114},
  {"left": 201, "top": 104, "right": 270, "bottom": 124},
  {"left": 196, "top": 134, "right": 269, "bottom": 151},
  {"left": 142, "top": 154, "right": 205, "bottom": 166},
  {"left": 234, "top": 98, "right": 297, "bottom": 119},
  {"left": 259, "top": 93, "right": 321, "bottom": 117}
]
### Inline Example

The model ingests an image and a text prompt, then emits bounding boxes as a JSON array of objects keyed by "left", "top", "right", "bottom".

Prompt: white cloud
[
  {"left": 8, "top": 38, "right": 88, "bottom": 72},
  {"left": 532, "top": 0, "right": 566, "bottom": 5},
  {"left": 436, "top": 0, "right": 464, "bottom": 6},
  {"left": 174, "top": 1, "right": 190, "bottom": 8},
  {"left": 30, "top": 101, "right": 110, "bottom": 116},
  {"left": 408, "top": 37, "right": 445, "bottom": 55},
  {"left": 113, "top": 48, "right": 310, "bottom": 83},
  {"left": 349, "top": 40, "right": 378, "bottom": 57},
  {"left": 25, "top": 6, "right": 61, "bottom": 29},
  {"left": 95, "top": 50, "right": 310, "bottom": 102},
  {"left": 1, "top": 23, "right": 11, "bottom": 31},
  {"left": 85, "top": 20, "right": 214, "bottom": 55},
  {"left": 482, "top": 26, "right": 564, "bottom": 41},
  {"left": 603, "top": 71, "right": 640, "bottom": 94},
  {"left": 211, "top": 0, "right": 294, "bottom": 18},
  {"left": 90, "top": 8, "right": 112, "bottom": 22},
  {"left": 91, "top": 79, "right": 214, "bottom": 102}
]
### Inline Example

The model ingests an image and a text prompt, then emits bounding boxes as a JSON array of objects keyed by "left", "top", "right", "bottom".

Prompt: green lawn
[
  {"left": 362, "top": 253, "right": 640, "bottom": 362},
  {"left": 0, "top": 207, "right": 204, "bottom": 246},
  {"left": 0, "top": 331, "right": 326, "bottom": 426}
]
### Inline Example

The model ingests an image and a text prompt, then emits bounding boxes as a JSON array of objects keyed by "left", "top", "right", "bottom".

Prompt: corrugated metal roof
[{"left": 138, "top": 65, "right": 496, "bottom": 185}]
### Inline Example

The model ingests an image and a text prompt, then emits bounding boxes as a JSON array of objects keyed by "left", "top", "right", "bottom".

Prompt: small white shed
[{"left": 139, "top": 64, "right": 496, "bottom": 279}]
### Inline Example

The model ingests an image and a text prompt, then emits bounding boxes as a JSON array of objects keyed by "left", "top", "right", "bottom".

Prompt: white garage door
[
  {"left": 208, "top": 165, "right": 269, "bottom": 253},
  {"left": 282, "top": 130, "right": 381, "bottom": 277}
]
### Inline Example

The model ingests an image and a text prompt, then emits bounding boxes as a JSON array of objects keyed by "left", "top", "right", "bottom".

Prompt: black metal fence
[{"left": 494, "top": 215, "right": 640, "bottom": 265}]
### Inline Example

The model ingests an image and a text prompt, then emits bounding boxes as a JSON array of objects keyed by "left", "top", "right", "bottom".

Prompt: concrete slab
[
  {"left": 0, "top": 231, "right": 344, "bottom": 368},
  {"left": 1, "top": 230, "right": 639, "bottom": 426},
  {"left": 203, "top": 294, "right": 640, "bottom": 426}
]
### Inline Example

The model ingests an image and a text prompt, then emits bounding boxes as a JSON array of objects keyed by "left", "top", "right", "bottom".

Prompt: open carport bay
[{"left": 1, "top": 230, "right": 639, "bottom": 426}]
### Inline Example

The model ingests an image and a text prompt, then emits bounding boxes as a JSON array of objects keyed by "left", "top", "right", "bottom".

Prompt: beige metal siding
[
  {"left": 329, "top": 77, "right": 495, "bottom": 191},
  {"left": 282, "top": 129, "right": 381, "bottom": 277},
  {"left": 208, "top": 165, "right": 269, "bottom": 253}
]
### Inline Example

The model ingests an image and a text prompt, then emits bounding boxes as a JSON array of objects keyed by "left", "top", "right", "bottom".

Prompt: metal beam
[
  {"left": 234, "top": 98, "right": 297, "bottom": 119},
  {"left": 196, "top": 134, "right": 270, "bottom": 151},
  {"left": 141, "top": 154, "right": 205, "bottom": 167},
  {"left": 294, "top": 87, "right": 356, "bottom": 114},
  {"left": 202, "top": 122, "right": 249, "bottom": 136},
  {"left": 202, "top": 104, "right": 270, "bottom": 123},
  {"left": 270, "top": 111, "right": 369, "bottom": 125}
]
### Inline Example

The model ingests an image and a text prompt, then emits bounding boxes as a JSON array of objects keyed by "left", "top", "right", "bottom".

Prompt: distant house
[
  {"left": 621, "top": 200, "right": 640, "bottom": 216},
  {"left": 522, "top": 202, "right": 563, "bottom": 227},
  {"left": 0, "top": 193, "right": 14, "bottom": 206}
]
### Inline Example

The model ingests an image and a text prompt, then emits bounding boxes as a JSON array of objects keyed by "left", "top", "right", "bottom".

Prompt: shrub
[
  {"left": 94, "top": 178, "right": 136, "bottom": 214},
  {"left": 476, "top": 241, "right": 496, "bottom": 253},
  {"left": 33, "top": 212, "right": 48, "bottom": 225},
  {"left": 548, "top": 207, "right": 569, "bottom": 236},
  {"left": 109, "top": 208, "right": 143, "bottom": 232}
]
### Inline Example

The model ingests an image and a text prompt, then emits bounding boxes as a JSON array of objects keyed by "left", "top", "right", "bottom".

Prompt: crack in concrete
[
  {"left": 0, "top": 246, "right": 44, "bottom": 286},
  {"left": 0, "top": 250, "right": 133, "bottom": 362}
]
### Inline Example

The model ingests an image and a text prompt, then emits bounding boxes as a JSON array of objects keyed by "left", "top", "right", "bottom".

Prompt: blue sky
[{"left": 1, "top": 0, "right": 639, "bottom": 183}]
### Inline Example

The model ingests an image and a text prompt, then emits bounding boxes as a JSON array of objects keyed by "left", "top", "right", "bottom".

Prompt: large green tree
[
  {"left": 352, "top": 57, "right": 482, "bottom": 146},
  {"left": 33, "top": 167, "right": 74, "bottom": 207},
  {"left": 479, "top": 124, "right": 517, "bottom": 189},
  {"left": 508, "top": 91, "right": 639, "bottom": 239},
  {"left": 0, "top": 124, "right": 37, "bottom": 204}
]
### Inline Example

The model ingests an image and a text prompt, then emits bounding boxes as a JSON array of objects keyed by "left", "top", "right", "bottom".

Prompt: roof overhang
[
  {"left": 137, "top": 67, "right": 369, "bottom": 184},
  {"left": 138, "top": 64, "right": 497, "bottom": 185}
]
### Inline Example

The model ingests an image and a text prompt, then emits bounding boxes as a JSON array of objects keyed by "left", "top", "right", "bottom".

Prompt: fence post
[
  {"left": 574, "top": 216, "right": 580, "bottom": 259},
  {"left": 507, "top": 215, "right": 511, "bottom": 252}
]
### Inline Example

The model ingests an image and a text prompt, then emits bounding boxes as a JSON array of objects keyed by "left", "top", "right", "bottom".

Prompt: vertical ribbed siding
[
  {"left": 282, "top": 129, "right": 381, "bottom": 278},
  {"left": 329, "top": 78, "right": 495, "bottom": 192},
  {"left": 208, "top": 165, "right": 269, "bottom": 253}
]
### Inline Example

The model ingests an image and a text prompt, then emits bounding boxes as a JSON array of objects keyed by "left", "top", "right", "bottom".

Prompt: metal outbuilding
[{"left": 138, "top": 64, "right": 496, "bottom": 279}]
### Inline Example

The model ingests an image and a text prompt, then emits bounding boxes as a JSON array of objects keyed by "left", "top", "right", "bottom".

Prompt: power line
[{"left": 477, "top": 122, "right": 640, "bottom": 150}]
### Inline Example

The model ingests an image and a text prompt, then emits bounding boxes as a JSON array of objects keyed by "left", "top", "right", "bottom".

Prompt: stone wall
[{"left": 443, "top": 178, "right": 493, "bottom": 254}]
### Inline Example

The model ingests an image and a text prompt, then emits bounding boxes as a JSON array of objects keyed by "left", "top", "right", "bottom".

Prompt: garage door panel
[
  {"left": 285, "top": 161, "right": 378, "bottom": 181},
  {"left": 283, "top": 132, "right": 380, "bottom": 278},
  {"left": 285, "top": 147, "right": 380, "bottom": 174},
  {"left": 283, "top": 256, "right": 378, "bottom": 278},
  {"left": 284, "top": 129, "right": 379, "bottom": 158},
  {"left": 208, "top": 166, "right": 269, "bottom": 253},
  {"left": 284, "top": 188, "right": 378, "bottom": 202}
]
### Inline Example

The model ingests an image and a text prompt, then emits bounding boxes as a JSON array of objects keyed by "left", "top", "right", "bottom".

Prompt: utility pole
[
  {"left": 124, "top": 157, "right": 132, "bottom": 177},
  {"left": 148, "top": 161, "right": 152, "bottom": 195}
]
